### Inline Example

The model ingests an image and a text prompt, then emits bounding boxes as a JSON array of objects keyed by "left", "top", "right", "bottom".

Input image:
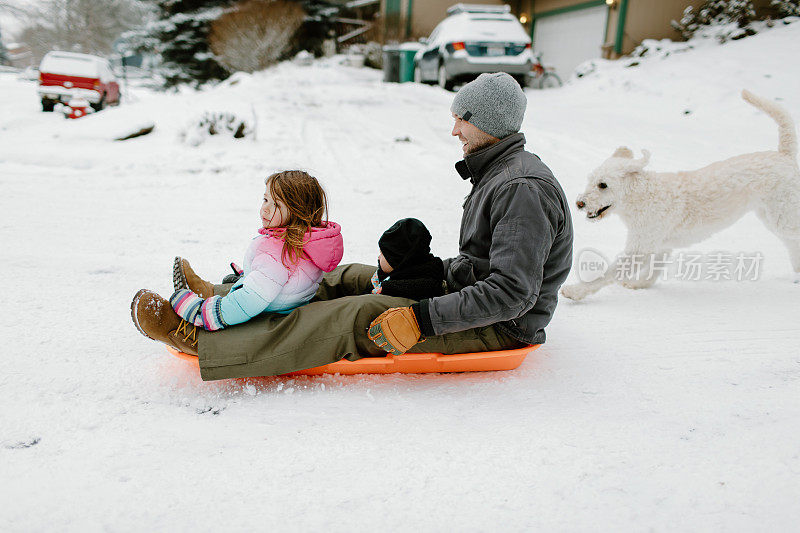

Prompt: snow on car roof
[
  {"left": 432, "top": 12, "right": 530, "bottom": 44},
  {"left": 39, "top": 51, "right": 103, "bottom": 78}
]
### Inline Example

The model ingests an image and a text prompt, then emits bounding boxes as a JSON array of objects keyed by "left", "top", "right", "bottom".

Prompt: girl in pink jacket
[{"left": 170, "top": 170, "right": 344, "bottom": 331}]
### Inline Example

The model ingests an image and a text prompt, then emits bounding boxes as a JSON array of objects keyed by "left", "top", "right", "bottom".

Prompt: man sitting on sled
[{"left": 131, "top": 72, "right": 574, "bottom": 381}]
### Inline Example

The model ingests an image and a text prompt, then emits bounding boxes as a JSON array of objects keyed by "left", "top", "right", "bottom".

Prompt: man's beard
[{"left": 465, "top": 137, "right": 496, "bottom": 155}]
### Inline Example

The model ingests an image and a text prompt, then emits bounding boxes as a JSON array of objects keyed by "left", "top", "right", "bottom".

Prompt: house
[
  {"left": 526, "top": 0, "right": 708, "bottom": 80},
  {"left": 380, "top": 0, "right": 751, "bottom": 79}
]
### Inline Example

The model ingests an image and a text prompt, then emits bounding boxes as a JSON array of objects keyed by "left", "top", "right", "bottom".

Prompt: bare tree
[
  {"left": 17, "top": 0, "right": 150, "bottom": 61},
  {"left": 0, "top": 0, "right": 28, "bottom": 18},
  {"left": 209, "top": 0, "right": 305, "bottom": 73}
]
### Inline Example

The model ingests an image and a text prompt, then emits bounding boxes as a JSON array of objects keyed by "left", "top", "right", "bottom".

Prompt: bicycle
[{"left": 528, "top": 53, "right": 562, "bottom": 89}]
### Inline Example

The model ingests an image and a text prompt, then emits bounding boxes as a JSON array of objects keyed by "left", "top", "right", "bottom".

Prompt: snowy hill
[{"left": 1, "top": 21, "right": 799, "bottom": 531}]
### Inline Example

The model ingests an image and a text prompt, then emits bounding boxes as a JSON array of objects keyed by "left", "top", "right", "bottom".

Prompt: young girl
[{"left": 170, "top": 170, "right": 343, "bottom": 331}]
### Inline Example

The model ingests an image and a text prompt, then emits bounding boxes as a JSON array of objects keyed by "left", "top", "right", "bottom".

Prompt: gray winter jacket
[{"left": 415, "top": 132, "right": 573, "bottom": 345}]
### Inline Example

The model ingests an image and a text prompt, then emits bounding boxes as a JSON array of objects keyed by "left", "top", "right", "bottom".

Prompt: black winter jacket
[{"left": 415, "top": 133, "right": 573, "bottom": 345}]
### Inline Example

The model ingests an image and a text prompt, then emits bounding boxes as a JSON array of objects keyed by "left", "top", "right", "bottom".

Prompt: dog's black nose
[{"left": 576, "top": 200, "right": 585, "bottom": 209}]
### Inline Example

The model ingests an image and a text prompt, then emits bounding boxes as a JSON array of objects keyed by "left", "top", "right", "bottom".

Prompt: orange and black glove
[{"left": 367, "top": 306, "right": 424, "bottom": 355}]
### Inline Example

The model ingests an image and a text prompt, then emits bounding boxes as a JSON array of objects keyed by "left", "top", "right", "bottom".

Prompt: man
[{"left": 131, "top": 72, "right": 573, "bottom": 381}]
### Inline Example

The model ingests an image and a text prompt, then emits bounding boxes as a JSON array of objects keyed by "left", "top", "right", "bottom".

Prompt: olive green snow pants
[{"left": 196, "top": 263, "right": 524, "bottom": 381}]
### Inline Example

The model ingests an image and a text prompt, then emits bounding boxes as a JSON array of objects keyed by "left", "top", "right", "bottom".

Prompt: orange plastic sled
[{"left": 166, "top": 345, "right": 539, "bottom": 376}]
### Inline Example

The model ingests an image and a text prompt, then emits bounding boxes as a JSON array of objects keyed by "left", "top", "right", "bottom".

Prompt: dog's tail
[{"left": 742, "top": 89, "right": 797, "bottom": 157}]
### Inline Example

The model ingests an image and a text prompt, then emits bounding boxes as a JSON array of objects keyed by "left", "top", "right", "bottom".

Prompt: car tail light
[
  {"left": 445, "top": 41, "right": 469, "bottom": 53},
  {"left": 93, "top": 81, "right": 101, "bottom": 90},
  {"left": 525, "top": 43, "right": 531, "bottom": 49}
]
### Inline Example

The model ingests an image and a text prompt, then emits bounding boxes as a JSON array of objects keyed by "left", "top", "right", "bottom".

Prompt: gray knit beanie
[{"left": 450, "top": 72, "right": 526, "bottom": 139}]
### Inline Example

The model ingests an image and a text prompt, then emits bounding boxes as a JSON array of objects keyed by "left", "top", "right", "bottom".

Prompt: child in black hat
[{"left": 371, "top": 218, "right": 445, "bottom": 301}]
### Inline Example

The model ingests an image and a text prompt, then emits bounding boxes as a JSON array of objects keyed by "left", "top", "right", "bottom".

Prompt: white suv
[{"left": 414, "top": 4, "right": 533, "bottom": 90}]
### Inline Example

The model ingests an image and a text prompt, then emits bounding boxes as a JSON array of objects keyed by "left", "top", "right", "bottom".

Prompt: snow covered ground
[{"left": 2, "top": 22, "right": 799, "bottom": 531}]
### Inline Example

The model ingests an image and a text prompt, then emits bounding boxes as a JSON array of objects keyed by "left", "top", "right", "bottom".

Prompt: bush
[
  {"left": 180, "top": 111, "right": 254, "bottom": 146},
  {"left": 772, "top": 0, "right": 800, "bottom": 17},
  {"left": 671, "top": 0, "right": 757, "bottom": 42},
  {"left": 209, "top": 0, "right": 305, "bottom": 73}
]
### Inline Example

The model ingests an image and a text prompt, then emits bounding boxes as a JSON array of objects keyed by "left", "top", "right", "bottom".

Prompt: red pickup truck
[{"left": 38, "top": 51, "right": 121, "bottom": 112}]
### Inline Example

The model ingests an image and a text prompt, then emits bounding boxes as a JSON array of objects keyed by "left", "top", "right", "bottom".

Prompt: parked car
[
  {"left": 38, "top": 51, "right": 120, "bottom": 112},
  {"left": 414, "top": 4, "right": 533, "bottom": 91}
]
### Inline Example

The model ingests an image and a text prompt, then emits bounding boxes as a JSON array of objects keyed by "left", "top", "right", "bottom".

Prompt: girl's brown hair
[{"left": 266, "top": 170, "right": 328, "bottom": 267}]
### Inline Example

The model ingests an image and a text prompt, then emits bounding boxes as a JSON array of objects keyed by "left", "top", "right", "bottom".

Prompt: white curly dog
[{"left": 561, "top": 90, "right": 800, "bottom": 301}]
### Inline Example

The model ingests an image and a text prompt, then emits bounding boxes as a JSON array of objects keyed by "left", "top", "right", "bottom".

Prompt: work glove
[{"left": 367, "top": 307, "right": 423, "bottom": 355}]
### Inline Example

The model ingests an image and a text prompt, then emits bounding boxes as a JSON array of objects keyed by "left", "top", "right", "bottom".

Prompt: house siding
[
  {"left": 611, "top": 0, "right": 704, "bottom": 56},
  {"left": 382, "top": 0, "right": 769, "bottom": 56}
]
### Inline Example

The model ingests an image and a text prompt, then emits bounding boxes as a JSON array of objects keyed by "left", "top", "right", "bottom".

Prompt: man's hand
[{"left": 368, "top": 307, "right": 423, "bottom": 355}]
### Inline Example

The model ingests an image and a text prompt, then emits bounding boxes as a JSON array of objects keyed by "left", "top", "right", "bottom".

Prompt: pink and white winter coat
[{"left": 200, "top": 222, "right": 343, "bottom": 329}]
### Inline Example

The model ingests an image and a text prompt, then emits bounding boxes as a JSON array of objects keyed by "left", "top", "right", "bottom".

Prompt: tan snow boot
[
  {"left": 173, "top": 257, "right": 214, "bottom": 298},
  {"left": 131, "top": 289, "right": 199, "bottom": 356}
]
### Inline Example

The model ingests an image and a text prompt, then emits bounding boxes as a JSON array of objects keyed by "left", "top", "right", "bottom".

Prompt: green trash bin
[{"left": 399, "top": 42, "right": 423, "bottom": 83}]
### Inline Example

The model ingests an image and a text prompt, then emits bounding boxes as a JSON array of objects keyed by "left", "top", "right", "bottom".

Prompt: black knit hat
[{"left": 379, "top": 218, "right": 432, "bottom": 271}]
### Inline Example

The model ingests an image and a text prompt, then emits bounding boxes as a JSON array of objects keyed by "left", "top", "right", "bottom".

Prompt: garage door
[{"left": 533, "top": 5, "right": 608, "bottom": 80}]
